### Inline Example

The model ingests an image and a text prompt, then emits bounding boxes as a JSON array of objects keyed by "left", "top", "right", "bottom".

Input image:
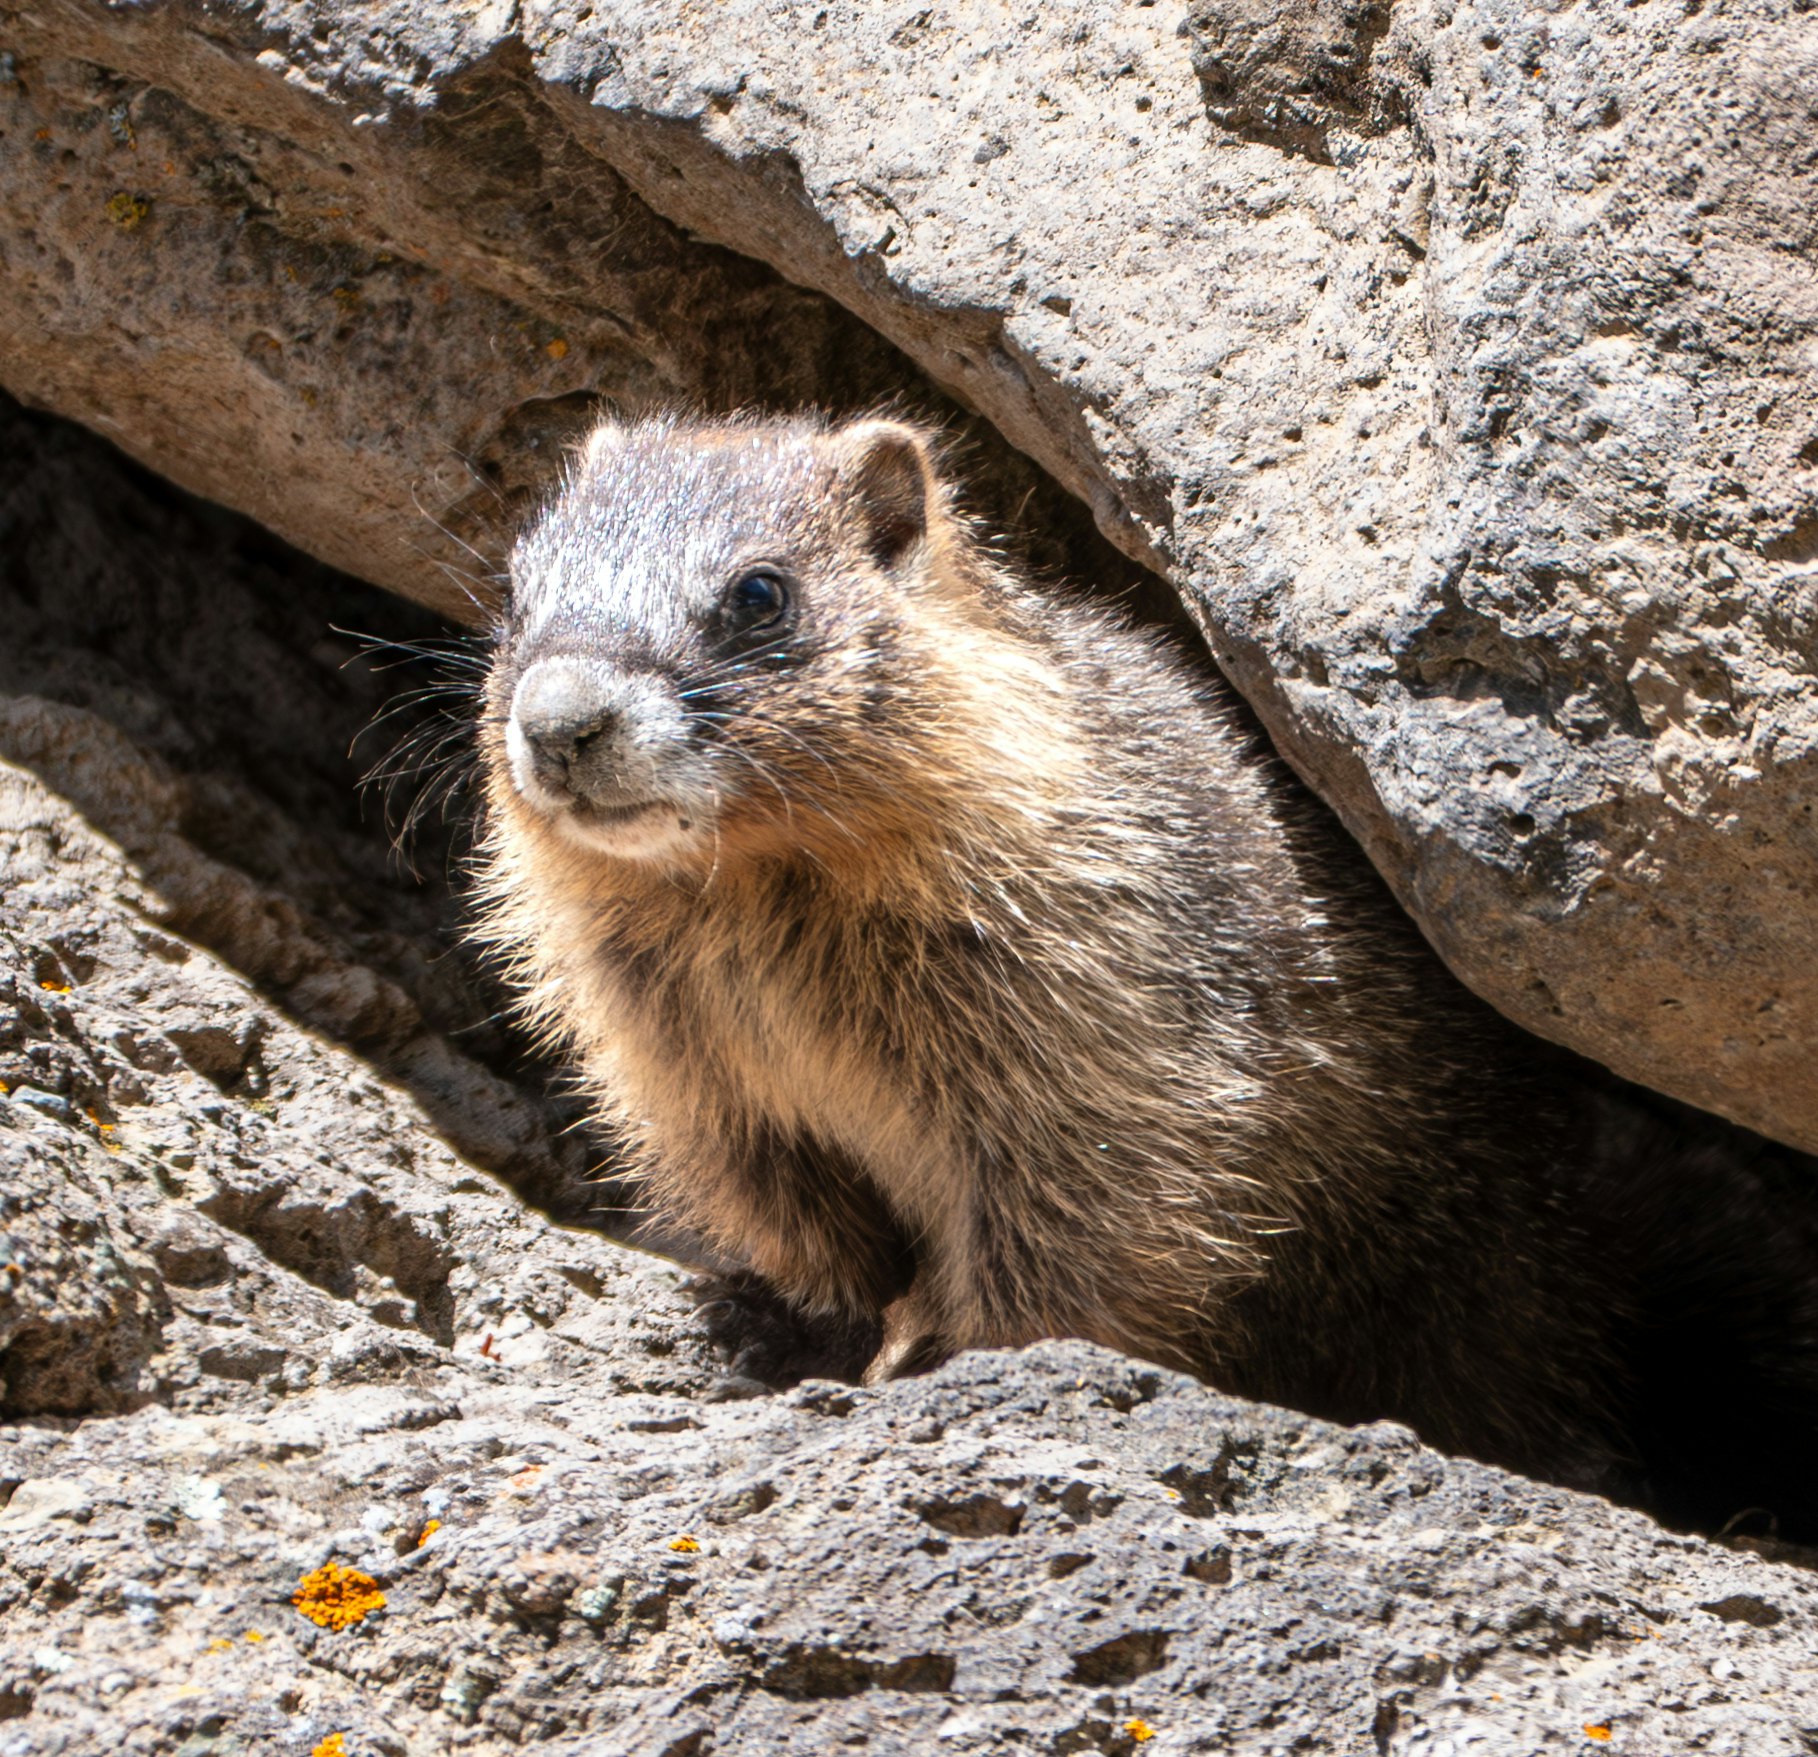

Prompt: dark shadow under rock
[{"left": 0, "top": 389, "right": 612, "bottom": 1227}]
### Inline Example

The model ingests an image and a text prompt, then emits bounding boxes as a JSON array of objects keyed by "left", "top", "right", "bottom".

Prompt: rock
[
  {"left": 1, "top": 392, "right": 1817, "bottom": 1754},
  {"left": 2, "top": 0, "right": 1812, "bottom": 1149},
  {"left": 0, "top": 2, "right": 1125, "bottom": 620},
  {"left": 8, "top": 1341, "right": 1818, "bottom": 1754},
  {"left": 0, "top": 391, "right": 618, "bottom": 1226}
]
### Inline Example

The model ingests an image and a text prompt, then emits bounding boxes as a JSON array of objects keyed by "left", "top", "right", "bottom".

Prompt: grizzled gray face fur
[{"left": 492, "top": 414, "right": 932, "bottom": 862}]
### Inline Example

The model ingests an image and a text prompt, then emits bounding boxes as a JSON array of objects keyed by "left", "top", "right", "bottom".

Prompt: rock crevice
[{"left": 3, "top": 0, "right": 1812, "bottom": 1144}]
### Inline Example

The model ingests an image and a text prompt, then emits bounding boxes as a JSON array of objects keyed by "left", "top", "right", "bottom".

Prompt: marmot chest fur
[{"left": 476, "top": 412, "right": 1818, "bottom": 1536}]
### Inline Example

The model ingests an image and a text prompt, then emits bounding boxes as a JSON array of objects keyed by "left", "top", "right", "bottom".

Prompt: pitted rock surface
[
  {"left": 8, "top": 1344, "right": 1818, "bottom": 1757},
  {"left": 0, "top": 0, "right": 1814, "bottom": 1146}
]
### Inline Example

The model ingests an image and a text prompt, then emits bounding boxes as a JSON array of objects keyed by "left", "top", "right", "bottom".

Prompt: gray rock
[
  {"left": 8, "top": 1341, "right": 1818, "bottom": 1754},
  {"left": 3, "top": 0, "right": 1812, "bottom": 1150}
]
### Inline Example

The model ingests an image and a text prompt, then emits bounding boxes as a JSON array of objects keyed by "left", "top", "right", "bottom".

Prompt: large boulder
[{"left": 1, "top": 0, "right": 1813, "bottom": 1148}]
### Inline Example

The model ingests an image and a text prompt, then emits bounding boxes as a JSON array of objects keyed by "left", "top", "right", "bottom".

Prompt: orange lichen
[
  {"left": 38, "top": 980, "right": 71, "bottom": 994},
  {"left": 103, "top": 193, "right": 148, "bottom": 231},
  {"left": 418, "top": 1520, "right": 442, "bottom": 1546},
  {"left": 545, "top": 337, "right": 569, "bottom": 361},
  {"left": 292, "top": 1562, "right": 386, "bottom": 1631},
  {"left": 1124, "top": 1720, "right": 1156, "bottom": 1744},
  {"left": 1583, "top": 1729, "right": 1612, "bottom": 1744},
  {"left": 243, "top": 1630, "right": 266, "bottom": 1643},
  {"left": 667, "top": 1535, "right": 701, "bottom": 1554},
  {"left": 312, "top": 1737, "right": 348, "bottom": 1757}
]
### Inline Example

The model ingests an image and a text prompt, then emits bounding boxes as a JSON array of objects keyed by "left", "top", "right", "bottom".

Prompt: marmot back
[{"left": 475, "top": 412, "right": 1818, "bottom": 1538}]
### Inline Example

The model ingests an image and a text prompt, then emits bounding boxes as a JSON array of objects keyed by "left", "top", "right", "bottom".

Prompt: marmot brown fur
[{"left": 475, "top": 412, "right": 1818, "bottom": 1537}]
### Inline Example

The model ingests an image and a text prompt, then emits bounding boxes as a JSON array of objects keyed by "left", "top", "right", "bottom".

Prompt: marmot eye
[{"left": 726, "top": 570, "right": 789, "bottom": 629}]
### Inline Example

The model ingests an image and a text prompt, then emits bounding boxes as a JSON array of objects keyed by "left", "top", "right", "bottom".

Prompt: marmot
[{"left": 475, "top": 412, "right": 1818, "bottom": 1536}]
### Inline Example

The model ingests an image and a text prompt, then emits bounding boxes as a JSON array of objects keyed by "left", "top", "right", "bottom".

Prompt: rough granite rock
[
  {"left": 0, "top": 3, "right": 1141, "bottom": 624},
  {"left": 11, "top": 1344, "right": 1818, "bottom": 1756},
  {"left": 5, "top": 350, "right": 1818, "bottom": 1757},
  {"left": 1, "top": 0, "right": 1814, "bottom": 1151}
]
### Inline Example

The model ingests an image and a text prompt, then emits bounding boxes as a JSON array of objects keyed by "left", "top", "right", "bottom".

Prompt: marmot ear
[
  {"left": 578, "top": 417, "right": 630, "bottom": 474},
  {"left": 837, "top": 420, "right": 934, "bottom": 567}
]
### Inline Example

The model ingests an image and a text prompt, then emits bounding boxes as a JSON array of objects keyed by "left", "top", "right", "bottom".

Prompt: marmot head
[{"left": 483, "top": 413, "right": 1049, "bottom": 875}]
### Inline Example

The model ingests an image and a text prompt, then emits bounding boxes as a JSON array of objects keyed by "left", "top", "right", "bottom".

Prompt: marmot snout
[{"left": 475, "top": 411, "right": 1818, "bottom": 1538}]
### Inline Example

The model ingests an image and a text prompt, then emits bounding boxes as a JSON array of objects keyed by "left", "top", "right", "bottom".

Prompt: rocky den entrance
[
  {"left": 2, "top": 396, "right": 1816, "bottom": 1755},
  {"left": 3, "top": 0, "right": 1818, "bottom": 1747}
]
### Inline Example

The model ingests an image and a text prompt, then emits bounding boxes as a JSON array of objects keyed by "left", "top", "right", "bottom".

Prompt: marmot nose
[{"left": 511, "top": 659, "right": 621, "bottom": 794}]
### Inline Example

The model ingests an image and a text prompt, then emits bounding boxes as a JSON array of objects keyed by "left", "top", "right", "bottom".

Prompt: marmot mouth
[{"left": 571, "top": 797, "right": 664, "bottom": 827}]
